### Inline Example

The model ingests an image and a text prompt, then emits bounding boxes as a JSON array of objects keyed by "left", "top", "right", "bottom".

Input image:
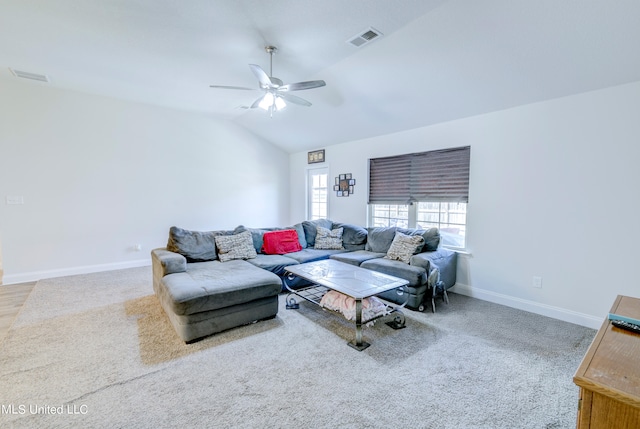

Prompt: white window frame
[
  {"left": 368, "top": 201, "right": 468, "bottom": 251},
  {"left": 306, "top": 166, "right": 329, "bottom": 221}
]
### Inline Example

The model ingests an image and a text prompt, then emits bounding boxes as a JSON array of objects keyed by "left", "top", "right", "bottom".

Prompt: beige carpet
[{"left": 0, "top": 266, "right": 595, "bottom": 428}]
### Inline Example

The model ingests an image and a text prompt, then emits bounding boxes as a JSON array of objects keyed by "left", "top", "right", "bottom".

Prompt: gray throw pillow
[
  {"left": 215, "top": 230, "right": 257, "bottom": 262},
  {"left": 314, "top": 226, "right": 344, "bottom": 250}
]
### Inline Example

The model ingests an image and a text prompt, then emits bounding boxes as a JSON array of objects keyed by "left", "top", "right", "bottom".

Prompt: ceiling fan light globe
[
  {"left": 259, "top": 92, "right": 275, "bottom": 110},
  {"left": 274, "top": 96, "right": 286, "bottom": 111}
]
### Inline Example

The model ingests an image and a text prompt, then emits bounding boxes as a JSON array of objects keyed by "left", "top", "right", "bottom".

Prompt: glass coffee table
[{"left": 284, "top": 259, "right": 409, "bottom": 351}]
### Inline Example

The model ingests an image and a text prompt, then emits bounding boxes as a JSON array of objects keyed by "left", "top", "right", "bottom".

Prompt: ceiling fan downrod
[{"left": 265, "top": 46, "right": 277, "bottom": 78}]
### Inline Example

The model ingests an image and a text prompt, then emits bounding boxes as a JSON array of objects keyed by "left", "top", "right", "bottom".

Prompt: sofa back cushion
[
  {"left": 366, "top": 226, "right": 440, "bottom": 253},
  {"left": 333, "top": 223, "right": 367, "bottom": 251},
  {"left": 166, "top": 226, "right": 220, "bottom": 262},
  {"left": 365, "top": 227, "right": 398, "bottom": 253},
  {"left": 419, "top": 227, "right": 441, "bottom": 251},
  {"left": 262, "top": 229, "right": 303, "bottom": 254}
]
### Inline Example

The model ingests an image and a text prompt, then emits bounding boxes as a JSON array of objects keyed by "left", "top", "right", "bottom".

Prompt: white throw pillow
[
  {"left": 215, "top": 230, "right": 257, "bottom": 262},
  {"left": 384, "top": 231, "right": 425, "bottom": 264},
  {"left": 314, "top": 226, "right": 344, "bottom": 250}
]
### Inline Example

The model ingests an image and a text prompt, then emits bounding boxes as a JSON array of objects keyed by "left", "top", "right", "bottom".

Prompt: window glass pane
[
  {"left": 416, "top": 201, "right": 467, "bottom": 248},
  {"left": 371, "top": 204, "right": 409, "bottom": 228},
  {"left": 308, "top": 170, "right": 328, "bottom": 220}
]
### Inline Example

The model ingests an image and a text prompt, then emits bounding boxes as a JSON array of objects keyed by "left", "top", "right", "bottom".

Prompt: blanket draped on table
[{"left": 319, "top": 290, "right": 389, "bottom": 326}]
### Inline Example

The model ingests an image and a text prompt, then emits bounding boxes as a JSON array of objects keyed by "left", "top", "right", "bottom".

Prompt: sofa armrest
[
  {"left": 410, "top": 248, "right": 457, "bottom": 289},
  {"left": 151, "top": 248, "right": 187, "bottom": 278}
]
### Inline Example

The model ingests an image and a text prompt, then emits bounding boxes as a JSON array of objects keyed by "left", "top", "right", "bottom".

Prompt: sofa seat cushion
[
  {"left": 360, "top": 257, "right": 427, "bottom": 287},
  {"left": 330, "top": 250, "right": 385, "bottom": 267},
  {"left": 159, "top": 259, "right": 281, "bottom": 316},
  {"left": 246, "top": 254, "right": 299, "bottom": 276},
  {"left": 285, "top": 248, "right": 347, "bottom": 264}
]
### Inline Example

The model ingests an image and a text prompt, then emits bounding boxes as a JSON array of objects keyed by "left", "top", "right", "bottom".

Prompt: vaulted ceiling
[{"left": 2, "top": 0, "right": 640, "bottom": 153}]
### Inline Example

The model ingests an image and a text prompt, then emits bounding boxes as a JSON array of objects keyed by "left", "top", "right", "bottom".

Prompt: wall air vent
[
  {"left": 347, "top": 27, "right": 383, "bottom": 47},
  {"left": 9, "top": 68, "right": 50, "bottom": 82}
]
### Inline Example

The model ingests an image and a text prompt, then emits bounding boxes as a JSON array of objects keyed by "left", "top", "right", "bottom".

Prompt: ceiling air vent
[
  {"left": 9, "top": 68, "right": 50, "bottom": 82},
  {"left": 347, "top": 27, "right": 383, "bottom": 48}
]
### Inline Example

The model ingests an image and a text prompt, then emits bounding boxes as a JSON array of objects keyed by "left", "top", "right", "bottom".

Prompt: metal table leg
[{"left": 348, "top": 298, "right": 370, "bottom": 351}]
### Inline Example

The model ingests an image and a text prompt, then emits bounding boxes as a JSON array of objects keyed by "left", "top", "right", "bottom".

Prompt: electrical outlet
[
  {"left": 6, "top": 196, "right": 24, "bottom": 205},
  {"left": 532, "top": 276, "right": 542, "bottom": 288},
  {"left": 133, "top": 244, "right": 142, "bottom": 252}
]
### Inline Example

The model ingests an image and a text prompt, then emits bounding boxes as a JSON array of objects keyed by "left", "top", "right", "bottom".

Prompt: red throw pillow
[{"left": 262, "top": 229, "right": 303, "bottom": 255}]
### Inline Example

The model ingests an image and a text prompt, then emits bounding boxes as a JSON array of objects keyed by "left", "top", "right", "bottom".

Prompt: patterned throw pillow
[
  {"left": 215, "top": 230, "right": 257, "bottom": 262},
  {"left": 314, "top": 226, "right": 344, "bottom": 250},
  {"left": 384, "top": 231, "right": 425, "bottom": 264}
]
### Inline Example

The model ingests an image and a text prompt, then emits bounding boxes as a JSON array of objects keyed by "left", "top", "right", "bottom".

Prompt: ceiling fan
[{"left": 210, "top": 46, "right": 326, "bottom": 115}]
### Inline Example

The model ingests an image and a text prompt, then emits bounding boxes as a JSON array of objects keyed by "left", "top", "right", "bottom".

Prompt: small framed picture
[
  {"left": 333, "top": 185, "right": 339, "bottom": 191},
  {"left": 336, "top": 191, "right": 342, "bottom": 197},
  {"left": 346, "top": 173, "right": 352, "bottom": 180},
  {"left": 348, "top": 179, "right": 355, "bottom": 186},
  {"left": 349, "top": 185, "right": 354, "bottom": 194},
  {"left": 307, "top": 149, "right": 325, "bottom": 164},
  {"left": 339, "top": 174, "right": 346, "bottom": 180},
  {"left": 335, "top": 177, "right": 339, "bottom": 185}
]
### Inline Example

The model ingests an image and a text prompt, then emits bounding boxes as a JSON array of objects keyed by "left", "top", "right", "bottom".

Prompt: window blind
[{"left": 368, "top": 146, "right": 470, "bottom": 204}]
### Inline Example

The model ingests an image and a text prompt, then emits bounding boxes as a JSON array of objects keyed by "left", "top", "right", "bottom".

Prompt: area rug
[{"left": 0, "top": 267, "right": 596, "bottom": 428}]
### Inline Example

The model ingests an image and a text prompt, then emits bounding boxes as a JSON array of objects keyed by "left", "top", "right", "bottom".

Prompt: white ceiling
[{"left": 2, "top": 0, "right": 640, "bottom": 153}]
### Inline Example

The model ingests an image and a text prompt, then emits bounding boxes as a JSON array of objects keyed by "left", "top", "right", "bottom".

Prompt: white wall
[
  {"left": 290, "top": 81, "right": 640, "bottom": 328},
  {"left": 0, "top": 80, "right": 290, "bottom": 283}
]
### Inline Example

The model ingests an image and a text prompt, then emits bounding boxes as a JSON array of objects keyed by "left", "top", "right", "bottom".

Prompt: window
[
  {"left": 416, "top": 201, "right": 467, "bottom": 248},
  {"left": 307, "top": 167, "right": 328, "bottom": 220},
  {"left": 368, "top": 147, "right": 470, "bottom": 249},
  {"left": 368, "top": 202, "right": 467, "bottom": 248}
]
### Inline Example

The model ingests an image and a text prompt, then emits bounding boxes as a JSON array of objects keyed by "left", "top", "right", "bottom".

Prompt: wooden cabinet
[{"left": 573, "top": 295, "right": 640, "bottom": 428}]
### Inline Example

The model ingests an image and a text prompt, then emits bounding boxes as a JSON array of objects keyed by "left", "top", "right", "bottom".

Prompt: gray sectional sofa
[{"left": 152, "top": 219, "right": 457, "bottom": 343}]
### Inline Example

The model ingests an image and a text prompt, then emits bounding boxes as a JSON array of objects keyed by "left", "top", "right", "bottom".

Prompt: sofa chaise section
[{"left": 152, "top": 247, "right": 281, "bottom": 343}]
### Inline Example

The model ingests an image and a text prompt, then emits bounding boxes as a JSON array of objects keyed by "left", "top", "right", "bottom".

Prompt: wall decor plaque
[{"left": 307, "top": 149, "right": 325, "bottom": 164}]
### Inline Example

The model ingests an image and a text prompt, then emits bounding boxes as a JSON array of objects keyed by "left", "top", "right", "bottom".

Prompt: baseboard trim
[
  {"left": 450, "top": 283, "right": 603, "bottom": 330},
  {"left": 1, "top": 259, "right": 151, "bottom": 285}
]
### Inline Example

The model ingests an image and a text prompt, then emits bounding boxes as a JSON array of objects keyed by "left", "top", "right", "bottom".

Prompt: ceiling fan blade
[
  {"left": 279, "top": 80, "right": 326, "bottom": 92},
  {"left": 249, "top": 64, "right": 277, "bottom": 88},
  {"left": 209, "top": 85, "right": 255, "bottom": 91},
  {"left": 279, "top": 92, "right": 312, "bottom": 107}
]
